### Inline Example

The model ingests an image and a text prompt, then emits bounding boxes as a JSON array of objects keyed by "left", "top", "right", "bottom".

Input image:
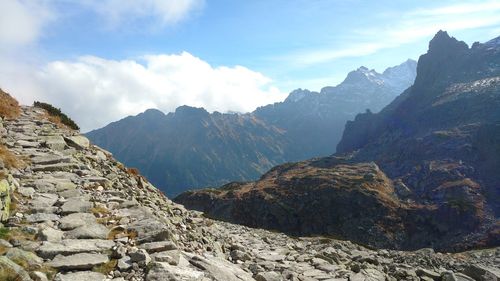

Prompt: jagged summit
[
  {"left": 428, "top": 30, "right": 469, "bottom": 54},
  {"left": 284, "top": 88, "right": 316, "bottom": 103},
  {"left": 173, "top": 105, "right": 209, "bottom": 117}
]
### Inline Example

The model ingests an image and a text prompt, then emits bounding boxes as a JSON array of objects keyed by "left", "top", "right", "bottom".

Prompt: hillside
[
  {"left": 176, "top": 32, "right": 500, "bottom": 252},
  {"left": 87, "top": 60, "right": 416, "bottom": 196},
  {"left": 1, "top": 100, "right": 498, "bottom": 280}
]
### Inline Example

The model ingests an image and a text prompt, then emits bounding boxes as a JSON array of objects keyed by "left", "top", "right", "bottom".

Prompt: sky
[{"left": 0, "top": 0, "right": 499, "bottom": 132}]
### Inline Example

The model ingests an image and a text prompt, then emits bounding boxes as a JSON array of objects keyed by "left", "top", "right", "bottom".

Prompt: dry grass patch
[
  {"left": 93, "top": 259, "right": 117, "bottom": 274},
  {"left": 90, "top": 206, "right": 111, "bottom": 217},
  {"left": 0, "top": 266, "right": 20, "bottom": 281},
  {"left": 0, "top": 89, "right": 20, "bottom": 119},
  {"left": 0, "top": 145, "right": 25, "bottom": 170},
  {"left": 127, "top": 167, "right": 140, "bottom": 176}
]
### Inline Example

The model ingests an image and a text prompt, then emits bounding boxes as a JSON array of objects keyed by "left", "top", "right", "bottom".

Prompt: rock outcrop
[{"left": 0, "top": 100, "right": 498, "bottom": 280}]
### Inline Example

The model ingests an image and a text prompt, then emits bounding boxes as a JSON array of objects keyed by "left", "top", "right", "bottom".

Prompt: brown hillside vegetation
[{"left": 0, "top": 89, "right": 20, "bottom": 119}]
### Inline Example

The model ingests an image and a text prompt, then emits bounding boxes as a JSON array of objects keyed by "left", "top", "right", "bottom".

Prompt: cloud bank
[
  {"left": 30, "top": 53, "right": 285, "bottom": 132},
  {"left": 0, "top": 0, "right": 53, "bottom": 49}
]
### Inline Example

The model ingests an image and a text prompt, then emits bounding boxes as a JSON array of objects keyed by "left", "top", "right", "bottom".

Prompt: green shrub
[{"left": 33, "top": 101, "right": 79, "bottom": 130}]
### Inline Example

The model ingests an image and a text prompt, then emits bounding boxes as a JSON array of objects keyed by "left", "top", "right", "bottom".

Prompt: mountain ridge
[
  {"left": 87, "top": 59, "right": 416, "bottom": 196},
  {"left": 175, "top": 31, "right": 500, "bottom": 251}
]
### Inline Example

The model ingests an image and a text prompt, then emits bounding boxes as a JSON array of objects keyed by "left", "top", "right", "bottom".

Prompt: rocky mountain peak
[
  {"left": 284, "top": 88, "right": 315, "bottom": 103},
  {"left": 173, "top": 105, "right": 210, "bottom": 119},
  {"left": 342, "top": 66, "right": 384, "bottom": 86},
  {"left": 428, "top": 30, "right": 469, "bottom": 55}
]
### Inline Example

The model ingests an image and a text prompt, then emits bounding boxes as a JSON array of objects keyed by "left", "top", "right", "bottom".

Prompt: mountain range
[
  {"left": 87, "top": 60, "right": 416, "bottom": 196},
  {"left": 175, "top": 31, "right": 500, "bottom": 251}
]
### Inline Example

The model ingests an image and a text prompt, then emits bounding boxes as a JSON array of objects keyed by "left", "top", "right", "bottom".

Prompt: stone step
[{"left": 36, "top": 239, "right": 115, "bottom": 259}]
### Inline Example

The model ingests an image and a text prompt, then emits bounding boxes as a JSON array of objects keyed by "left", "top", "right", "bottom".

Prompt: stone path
[{"left": 0, "top": 106, "right": 498, "bottom": 281}]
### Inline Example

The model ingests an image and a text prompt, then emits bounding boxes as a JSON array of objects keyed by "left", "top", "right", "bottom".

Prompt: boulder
[{"left": 64, "top": 135, "right": 90, "bottom": 149}]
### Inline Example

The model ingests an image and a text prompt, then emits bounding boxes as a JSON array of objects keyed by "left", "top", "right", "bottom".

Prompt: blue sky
[{"left": 1, "top": 0, "right": 499, "bottom": 131}]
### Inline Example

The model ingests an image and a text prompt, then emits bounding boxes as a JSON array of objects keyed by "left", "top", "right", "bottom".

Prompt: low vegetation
[
  {"left": 33, "top": 101, "right": 80, "bottom": 130},
  {"left": 0, "top": 89, "right": 20, "bottom": 119},
  {"left": 0, "top": 145, "right": 24, "bottom": 170}
]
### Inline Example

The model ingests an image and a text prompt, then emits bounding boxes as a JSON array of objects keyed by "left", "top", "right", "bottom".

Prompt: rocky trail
[{"left": 0, "top": 105, "right": 498, "bottom": 280}]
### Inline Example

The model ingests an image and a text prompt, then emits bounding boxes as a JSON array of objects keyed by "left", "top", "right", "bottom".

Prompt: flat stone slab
[
  {"left": 65, "top": 223, "right": 109, "bottom": 239},
  {"left": 139, "top": 241, "right": 178, "bottom": 253},
  {"left": 48, "top": 253, "right": 109, "bottom": 270},
  {"left": 36, "top": 239, "right": 115, "bottom": 259},
  {"left": 60, "top": 197, "right": 93, "bottom": 214},
  {"left": 32, "top": 163, "right": 79, "bottom": 172},
  {"left": 54, "top": 271, "right": 107, "bottom": 281},
  {"left": 146, "top": 261, "right": 205, "bottom": 281},
  {"left": 59, "top": 212, "right": 97, "bottom": 230},
  {"left": 25, "top": 213, "right": 60, "bottom": 223},
  {"left": 31, "top": 155, "right": 72, "bottom": 165}
]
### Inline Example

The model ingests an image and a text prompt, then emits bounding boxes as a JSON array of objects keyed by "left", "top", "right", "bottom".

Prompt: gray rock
[
  {"left": 36, "top": 239, "right": 114, "bottom": 259},
  {"left": 6, "top": 247, "right": 43, "bottom": 266},
  {"left": 25, "top": 213, "right": 59, "bottom": 223},
  {"left": 59, "top": 212, "right": 96, "bottom": 230},
  {"left": 151, "top": 250, "right": 181, "bottom": 265},
  {"left": 189, "top": 255, "right": 254, "bottom": 281},
  {"left": 231, "top": 249, "right": 251, "bottom": 262},
  {"left": 117, "top": 255, "right": 132, "bottom": 271},
  {"left": 37, "top": 226, "right": 64, "bottom": 242},
  {"left": 32, "top": 271, "right": 49, "bottom": 281},
  {"left": 64, "top": 135, "right": 90, "bottom": 149},
  {"left": 43, "top": 136, "right": 66, "bottom": 151},
  {"left": 416, "top": 268, "right": 441, "bottom": 280},
  {"left": 128, "top": 218, "right": 173, "bottom": 243},
  {"left": 60, "top": 197, "right": 93, "bottom": 214},
  {"left": 65, "top": 223, "right": 109, "bottom": 239},
  {"left": 54, "top": 271, "right": 107, "bottom": 281},
  {"left": 0, "top": 256, "right": 33, "bottom": 281},
  {"left": 462, "top": 265, "right": 500, "bottom": 281},
  {"left": 255, "top": 271, "right": 282, "bottom": 281},
  {"left": 129, "top": 249, "right": 152, "bottom": 265},
  {"left": 139, "top": 241, "right": 178, "bottom": 253},
  {"left": 48, "top": 253, "right": 109, "bottom": 270},
  {"left": 31, "top": 155, "right": 71, "bottom": 165},
  {"left": 18, "top": 186, "right": 35, "bottom": 197},
  {"left": 32, "top": 163, "right": 79, "bottom": 172},
  {"left": 146, "top": 261, "right": 205, "bottom": 281},
  {"left": 30, "top": 193, "right": 59, "bottom": 209}
]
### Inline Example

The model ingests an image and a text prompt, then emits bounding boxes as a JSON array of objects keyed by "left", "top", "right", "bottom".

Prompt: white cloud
[
  {"left": 280, "top": 0, "right": 500, "bottom": 66},
  {"left": 28, "top": 52, "right": 285, "bottom": 132},
  {"left": 81, "top": 0, "right": 204, "bottom": 28},
  {"left": 0, "top": 0, "right": 53, "bottom": 50}
]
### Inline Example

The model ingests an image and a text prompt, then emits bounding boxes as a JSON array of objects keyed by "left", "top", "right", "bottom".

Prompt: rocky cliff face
[
  {"left": 176, "top": 32, "right": 500, "bottom": 252},
  {"left": 87, "top": 60, "right": 416, "bottom": 196},
  {"left": 0, "top": 101, "right": 499, "bottom": 281}
]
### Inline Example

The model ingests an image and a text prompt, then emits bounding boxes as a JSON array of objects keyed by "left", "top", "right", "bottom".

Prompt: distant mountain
[
  {"left": 254, "top": 59, "right": 417, "bottom": 160},
  {"left": 87, "top": 60, "right": 416, "bottom": 196},
  {"left": 176, "top": 31, "right": 500, "bottom": 251},
  {"left": 86, "top": 106, "right": 288, "bottom": 196}
]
